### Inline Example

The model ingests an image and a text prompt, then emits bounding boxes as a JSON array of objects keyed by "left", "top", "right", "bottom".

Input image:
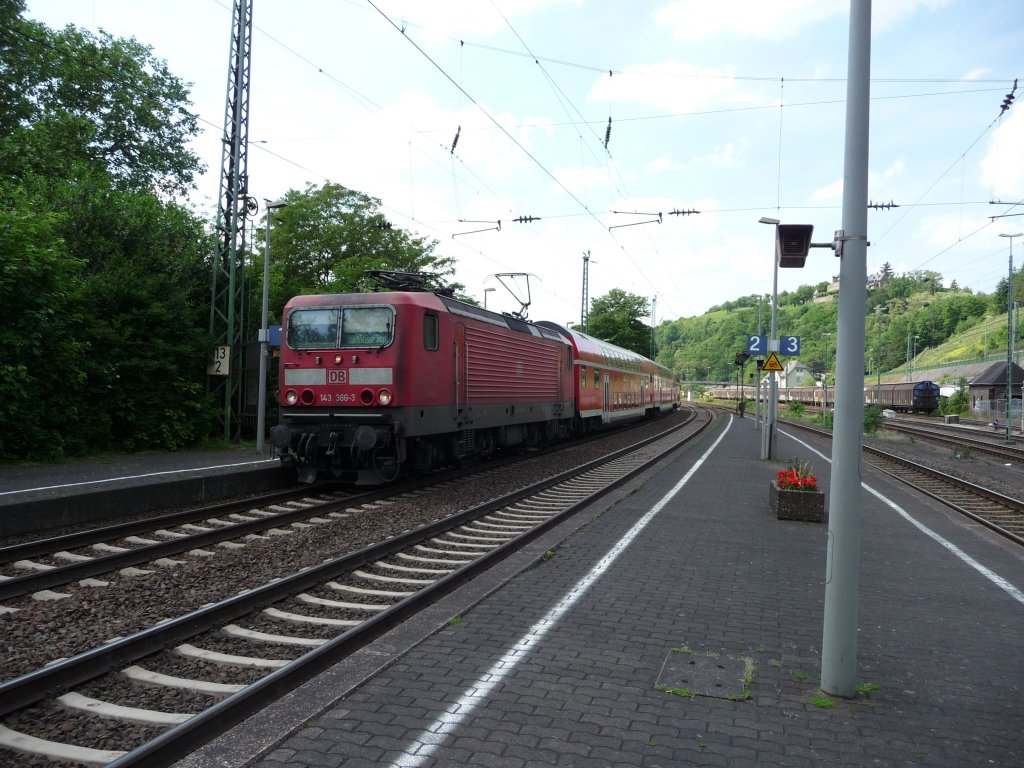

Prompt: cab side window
[{"left": 424, "top": 313, "right": 439, "bottom": 351}]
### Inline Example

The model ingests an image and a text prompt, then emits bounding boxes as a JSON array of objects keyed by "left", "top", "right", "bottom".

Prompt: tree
[
  {"left": 0, "top": 8, "right": 213, "bottom": 460},
  {"left": 0, "top": 13, "right": 201, "bottom": 197},
  {"left": 587, "top": 289, "right": 652, "bottom": 356},
  {"left": 0, "top": 184, "right": 88, "bottom": 458},
  {"left": 256, "top": 182, "right": 460, "bottom": 321}
]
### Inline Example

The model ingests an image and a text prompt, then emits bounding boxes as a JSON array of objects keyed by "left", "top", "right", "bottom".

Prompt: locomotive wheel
[{"left": 373, "top": 446, "right": 402, "bottom": 483}]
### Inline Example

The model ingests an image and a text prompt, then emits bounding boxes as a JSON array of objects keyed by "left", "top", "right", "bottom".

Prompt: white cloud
[
  {"left": 653, "top": 0, "right": 845, "bottom": 42},
  {"left": 653, "top": 0, "right": 954, "bottom": 41},
  {"left": 588, "top": 61, "right": 743, "bottom": 113},
  {"left": 370, "top": 0, "right": 579, "bottom": 40},
  {"left": 979, "top": 109, "right": 1024, "bottom": 198},
  {"left": 647, "top": 154, "right": 686, "bottom": 174},
  {"left": 810, "top": 178, "right": 844, "bottom": 203},
  {"left": 808, "top": 159, "right": 906, "bottom": 204},
  {"left": 694, "top": 138, "right": 750, "bottom": 169}
]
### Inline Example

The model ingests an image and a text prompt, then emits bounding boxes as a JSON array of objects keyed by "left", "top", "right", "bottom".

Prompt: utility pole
[
  {"left": 822, "top": 0, "right": 871, "bottom": 699},
  {"left": 580, "top": 251, "right": 591, "bottom": 332},
  {"left": 650, "top": 296, "right": 657, "bottom": 360},
  {"left": 208, "top": 0, "right": 255, "bottom": 442}
]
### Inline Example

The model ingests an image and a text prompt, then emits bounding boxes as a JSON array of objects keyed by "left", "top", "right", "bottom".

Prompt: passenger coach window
[
  {"left": 339, "top": 306, "right": 394, "bottom": 347},
  {"left": 424, "top": 312, "right": 438, "bottom": 351},
  {"left": 580, "top": 366, "right": 587, "bottom": 388},
  {"left": 593, "top": 368, "right": 600, "bottom": 388}
]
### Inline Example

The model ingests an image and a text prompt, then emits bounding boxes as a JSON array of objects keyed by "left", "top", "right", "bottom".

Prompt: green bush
[
  {"left": 939, "top": 379, "right": 969, "bottom": 416},
  {"left": 863, "top": 404, "right": 884, "bottom": 433}
]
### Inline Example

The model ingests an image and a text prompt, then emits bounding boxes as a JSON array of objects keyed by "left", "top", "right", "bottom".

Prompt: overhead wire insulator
[
  {"left": 513, "top": 215, "right": 541, "bottom": 223},
  {"left": 668, "top": 208, "right": 700, "bottom": 217},
  {"left": 1001, "top": 78, "right": 1017, "bottom": 113},
  {"left": 604, "top": 117, "right": 612, "bottom": 149},
  {"left": 450, "top": 125, "right": 461, "bottom": 155}
]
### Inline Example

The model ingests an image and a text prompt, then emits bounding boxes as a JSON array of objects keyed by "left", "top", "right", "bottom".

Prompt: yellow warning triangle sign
[{"left": 762, "top": 352, "right": 784, "bottom": 372}]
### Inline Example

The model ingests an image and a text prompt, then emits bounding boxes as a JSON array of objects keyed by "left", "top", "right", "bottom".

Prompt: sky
[{"left": 24, "top": 0, "right": 1024, "bottom": 328}]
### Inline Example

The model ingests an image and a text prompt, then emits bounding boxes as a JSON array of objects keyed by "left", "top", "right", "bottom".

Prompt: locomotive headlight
[
  {"left": 334, "top": 353, "right": 343, "bottom": 365},
  {"left": 285, "top": 390, "right": 298, "bottom": 405},
  {"left": 378, "top": 388, "right": 393, "bottom": 406}
]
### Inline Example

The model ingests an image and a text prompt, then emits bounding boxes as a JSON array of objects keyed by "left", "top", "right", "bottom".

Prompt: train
[
  {"left": 269, "top": 272, "right": 680, "bottom": 484},
  {"left": 707, "top": 379, "right": 941, "bottom": 414}
]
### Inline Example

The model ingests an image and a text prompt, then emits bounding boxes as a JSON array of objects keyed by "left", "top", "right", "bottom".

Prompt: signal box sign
[{"left": 762, "top": 352, "right": 784, "bottom": 372}]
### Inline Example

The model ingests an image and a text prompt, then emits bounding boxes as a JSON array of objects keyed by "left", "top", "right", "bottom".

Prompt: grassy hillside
[{"left": 656, "top": 271, "right": 1007, "bottom": 385}]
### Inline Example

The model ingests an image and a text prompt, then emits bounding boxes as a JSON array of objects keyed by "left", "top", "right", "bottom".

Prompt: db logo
[{"left": 328, "top": 369, "right": 348, "bottom": 384}]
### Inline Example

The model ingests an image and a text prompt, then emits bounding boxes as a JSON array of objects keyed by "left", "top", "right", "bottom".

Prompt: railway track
[
  {"left": 0, "top": 408, "right": 711, "bottom": 768},
  {"left": 0, "top": 484, "right": 365, "bottom": 605},
  {"left": 881, "top": 419, "right": 1024, "bottom": 462},
  {"left": 781, "top": 419, "right": 1024, "bottom": 544}
]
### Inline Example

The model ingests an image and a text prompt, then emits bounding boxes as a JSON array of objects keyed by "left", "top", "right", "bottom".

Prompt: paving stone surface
[{"left": 186, "top": 417, "right": 1024, "bottom": 768}]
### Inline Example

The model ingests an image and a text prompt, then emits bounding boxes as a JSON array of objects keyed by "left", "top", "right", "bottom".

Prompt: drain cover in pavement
[{"left": 655, "top": 649, "right": 749, "bottom": 699}]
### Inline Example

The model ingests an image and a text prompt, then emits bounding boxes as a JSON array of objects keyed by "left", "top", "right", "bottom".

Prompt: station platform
[
  {"left": 0, "top": 449, "right": 286, "bottom": 538},
  {"left": 0, "top": 448, "right": 278, "bottom": 503},
  {"left": 169, "top": 413, "right": 1021, "bottom": 767}
]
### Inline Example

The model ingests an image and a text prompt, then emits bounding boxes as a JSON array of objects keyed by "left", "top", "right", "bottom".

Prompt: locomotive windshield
[{"left": 287, "top": 305, "right": 394, "bottom": 349}]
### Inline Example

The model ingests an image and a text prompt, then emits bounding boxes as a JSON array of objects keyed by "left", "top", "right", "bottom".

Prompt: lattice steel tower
[
  {"left": 208, "top": 0, "right": 255, "bottom": 441},
  {"left": 580, "top": 250, "right": 590, "bottom": 332}
]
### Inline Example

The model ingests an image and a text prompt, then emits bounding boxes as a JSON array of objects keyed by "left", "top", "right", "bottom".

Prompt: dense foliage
[
  {"left": 0, "top": 9, "right": 453, "bottom": 462},
  {"left": 254, "top": 182, "right": 460, "bottom": 324},
  {"left": 657, "top": 270, "right": 993, "bottom": 384},
  {"left": 0, "top": 6, "right": 215, "bottom": 461},
  {"left": 586, "top": 289, "right": 653, "bottom": 357}
]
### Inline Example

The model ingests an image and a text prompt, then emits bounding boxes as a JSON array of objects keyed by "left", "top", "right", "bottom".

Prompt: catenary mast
[{"left": 208, "top": 0, "right": 255, "bottom": 441}]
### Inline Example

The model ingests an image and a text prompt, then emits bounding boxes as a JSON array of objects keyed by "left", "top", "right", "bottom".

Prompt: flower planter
[{"left": 769, "top": 480, "right": 826, "bottom": 523}]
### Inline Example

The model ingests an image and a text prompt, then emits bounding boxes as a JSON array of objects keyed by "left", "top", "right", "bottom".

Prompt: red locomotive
[{"left": 270, "top": 272, "right": 679, "bottom": 483}]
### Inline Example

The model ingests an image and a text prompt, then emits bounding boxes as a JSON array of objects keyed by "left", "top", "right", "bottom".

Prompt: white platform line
[
  {"left": 784, "top": 429, "right": 1024, "bottom": 607},
  {"left": 388, "top": 418, "right": 733, "bottom": 768},
  {"left": 0, "top": 459, "right": 278, "bottom": 498}
]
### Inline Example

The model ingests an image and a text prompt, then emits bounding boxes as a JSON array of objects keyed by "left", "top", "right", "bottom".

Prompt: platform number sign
[
  {"left": 747, "top": 335, "right": 800, "bottom": 356},
  {"left": 207, "top": 344, "right": 230, "bottom": 377},
  {"left": 779, "top": 336, "right": 801, "bottom": 355}
]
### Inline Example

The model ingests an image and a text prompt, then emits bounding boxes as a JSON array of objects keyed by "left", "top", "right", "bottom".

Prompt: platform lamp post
[
  {"left": 256, "top": 198, "right": 288, "bottom": 454},
  {"left": 1001, "top": 232, "right": 1022, "bottom": 444},
  {"left": 749, "top": 294, "right": 765, "bottom": 430},
  {"left": 758, "top": 217, "right": 780, "bottom": 459},
  {"left": 874, "top": 306, "right": 887, "bottom": 400},
  {"left": 822, "top": 332, "right": 831, "bottom": 408}
]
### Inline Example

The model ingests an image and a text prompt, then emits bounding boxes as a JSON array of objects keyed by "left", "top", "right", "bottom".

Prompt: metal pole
[
  {"left": 755, "top": 296, "right": 763, "bottom": 429},
  {"left": 256, "top": 199, "right": 287, "bottom": 453},
  {"left": 822, "top": 0, "right": 871, "bottom": 698},
  {"left": 1002, "top": 233, "right": 1023, "bottom": 443},
  {"left": 875, "top": 310, "right": 883, "bottom": 399},
  {"left": 823, "top": 332, "right": 830, "bottom": 408},
  {"left": 758, "top": 220, "right": 780, "bottom": 459},
  {"left": 768, "top": 260, "right": 778, "bottom": 457}
]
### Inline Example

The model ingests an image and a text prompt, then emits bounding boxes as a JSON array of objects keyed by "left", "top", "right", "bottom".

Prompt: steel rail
[
  {"left": 0, "top": 408, "right": 706, "bottom": 738},
  {"left": 780, "top": 418, "right": 1024, "bottom": 546},
  {"left": 0, "top": 487, "right": 386, "bottom": 602},
  {"left": 0, "top": 482, "right": 348, "bottom": 563}
]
